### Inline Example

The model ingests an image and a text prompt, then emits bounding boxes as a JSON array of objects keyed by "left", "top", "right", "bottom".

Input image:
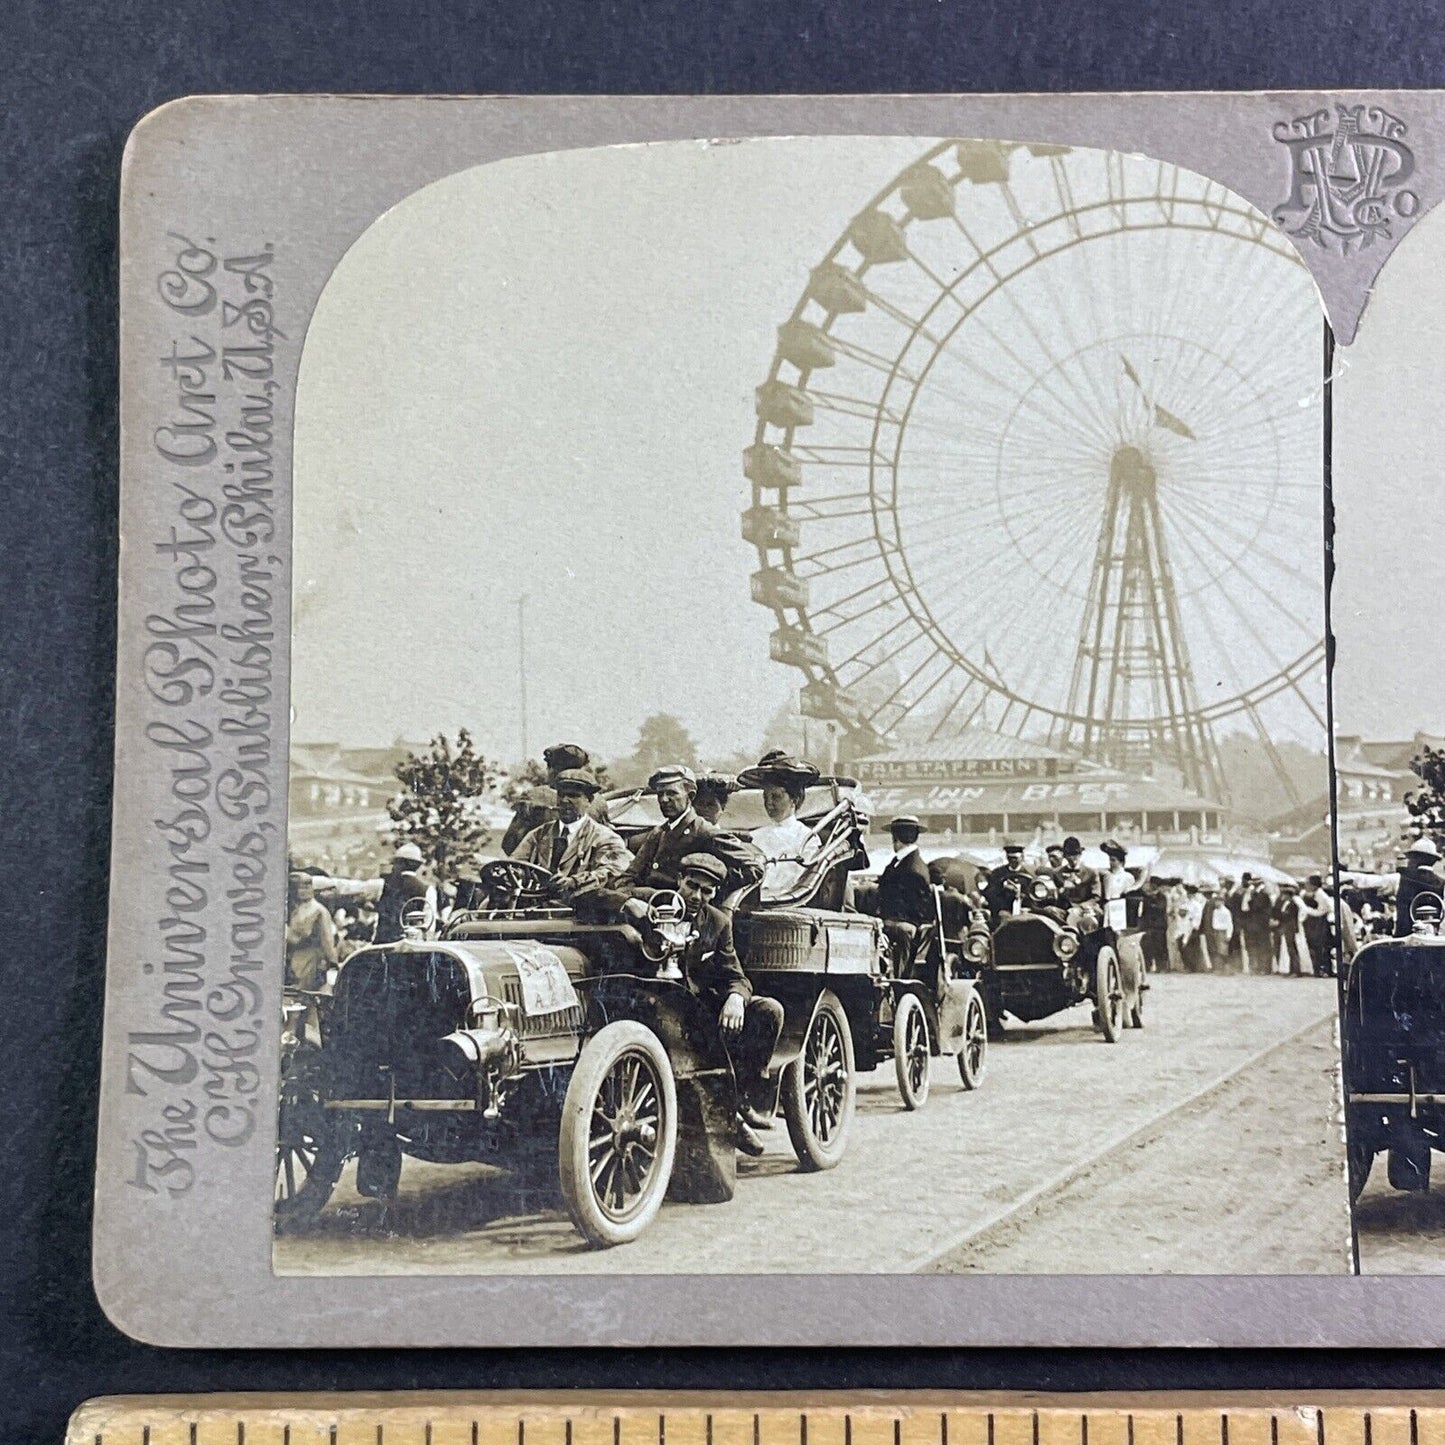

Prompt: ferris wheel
[{"left": 743, "top": 139, "right": 1327, "bottom": 803}]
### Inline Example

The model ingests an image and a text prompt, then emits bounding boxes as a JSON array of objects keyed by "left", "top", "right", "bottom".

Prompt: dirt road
[{"left": 274, "top": 974, "right": 1349, "bottom": 1276}]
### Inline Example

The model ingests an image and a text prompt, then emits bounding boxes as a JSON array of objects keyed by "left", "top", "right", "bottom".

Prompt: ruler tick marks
[
  {"left": 659, "top": 1413, "right": 666, "bottom": 1445},
  {"left": 1223, "top": 1415, "right": 1230, "bottom": 1445},
  {"left": 1083, "top": 1414, "right": 1089, "bottom": 1445},
  {"left": 1365, "top": 1415, "right": 1373, "bottom": 1445},
  {"left": 707, "top": 1416, "right": 714, "bottom": 1445},
  {"left": 802, "top": 1413, "right": 808, "bottom": 1445},
  {"left": 1412, "top": 1412, "right": 1421, "bottom": 1445},
  {"left": 1127, "top": 1416, "right": 1135, "bottom": 1445},
  {"left": 615, "top": 1417, "right": 622, "bottom": 1445},
  {"left": 941, "top": 1412, "right": 949, "bottom": 1445}
]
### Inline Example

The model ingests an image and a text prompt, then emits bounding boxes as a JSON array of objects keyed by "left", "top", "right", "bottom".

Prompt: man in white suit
[{"left": 513, "top": 769, "right": 633, "bottom": 900}]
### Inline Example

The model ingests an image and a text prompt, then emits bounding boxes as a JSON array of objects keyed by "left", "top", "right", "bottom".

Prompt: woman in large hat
[{"left": 737, "top": 751, "right": 822, "bottom": 901}]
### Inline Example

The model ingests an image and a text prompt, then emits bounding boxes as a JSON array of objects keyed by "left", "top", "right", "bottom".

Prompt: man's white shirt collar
[{"left": 892, "top": 842, "right": 920, "bottom": 861}]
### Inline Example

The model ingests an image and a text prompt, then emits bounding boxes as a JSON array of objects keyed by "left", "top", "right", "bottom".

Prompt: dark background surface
[{"left": 5, "top": 2, "right": 1445, "bottom": 1441}]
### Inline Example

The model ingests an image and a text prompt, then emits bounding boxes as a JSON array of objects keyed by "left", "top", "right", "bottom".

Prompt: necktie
[{"left": 550, "top": 824, "right": 568, "bottom": 871}]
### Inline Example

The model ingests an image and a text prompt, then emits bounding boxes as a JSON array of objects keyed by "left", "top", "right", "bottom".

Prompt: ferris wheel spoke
[
  {"left": 939, "top": 221, "right": 1122, "bottom": 448},
  {"left": 812, "top": 585, "right": 904, "bottom": 637},
  {"left": 1162, "top": 484, "right": 1322, "bottom": 602},
  {"left": 856, "top": 645, "right": 957, "bottom": 727},
  {"left": 832, "top": 610, "right": 927, "bottom": 673},
  {"left": 1160, "top": 518, "right": 1317, "bottom": 690},
  {"left": 918, "top": 338, "right": 1114, "bottom": 456},
  {"left": 986, "top": 184, "right": 1125, "bottom": 429}
]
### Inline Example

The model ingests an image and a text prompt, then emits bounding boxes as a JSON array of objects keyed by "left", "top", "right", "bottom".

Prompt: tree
[
  {"left": 387, "top": 728, "right": 499, "bottom": 881},
  {"left": 1405, "top": 745, "right": 1445, "bottom": 844},
  {"left": 612, "top": 713, "right": 700, "bottom": 787}
]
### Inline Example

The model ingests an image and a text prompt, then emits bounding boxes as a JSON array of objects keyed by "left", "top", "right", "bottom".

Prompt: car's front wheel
[
  {"left": 782, "top": 989, "right": 856, "bottom": 1170},
  {"left": 559, "top": 1020, "right": 678, "bottom": 1248},
  {"left": 956, "top": 988, "right": 988, "bottom": 1090},
  {"left": 892, "top": 991, "right": 931, "bottom": 1110},
  {"left": 1093, "top": 946, "right": 1125, "bottom": 1043},
  {"left": 273, "top": 1041, "right": 350, "bottom": 1229}
]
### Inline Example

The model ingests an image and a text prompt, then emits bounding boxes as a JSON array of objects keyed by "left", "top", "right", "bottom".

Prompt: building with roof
[
  {"left": 849, "top": 725, "right": 1228, "bottom": 848},
  {"left": 1269, "top": 734, "right": 1425, "bottom": 874}
]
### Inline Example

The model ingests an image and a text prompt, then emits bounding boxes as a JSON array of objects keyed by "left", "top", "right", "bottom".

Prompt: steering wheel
[
  {"left": 640, "top": 890, "right": 689, "bottom": 964},
  {"left": 479, "top": 858, "right": 555, "bottom": 906},
  {"left": 1410, "top": 891, "right": 1444, "bottom": 931}
]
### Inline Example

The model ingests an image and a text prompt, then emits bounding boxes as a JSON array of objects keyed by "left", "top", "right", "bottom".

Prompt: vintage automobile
[
  {"left": 971, "top": 873, "right": 1147, "bottom": 1042},
  {"left": 274, "top": 783, "right": 900, "bottom": 1248},
  {"left": 608, "top": 780, "right": 990, "bottom": 1110},
  {"left": 845, "top": 874, "right": 989, "bottom": 1107},
  {"left": 1343, "top": 890, "right": 1445, "bottom": 1202}
]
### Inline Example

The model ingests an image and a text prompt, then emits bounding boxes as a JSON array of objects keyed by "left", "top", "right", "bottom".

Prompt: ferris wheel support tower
[{"left": 1060, "top": 444, "right": 1226, "bottom": 802}]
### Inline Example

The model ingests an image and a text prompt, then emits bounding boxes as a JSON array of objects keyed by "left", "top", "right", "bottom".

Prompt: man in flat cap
[
  {"left": 512, "top": 769, "right": 632, "bottom": 900},
  {"left": 667, "top": 851, "right": 784, "bottom": 1156},
  {"left": 615, "top": 765, "right": 718, "bottom": 896},
  {"left": 877, "top": 815, "right": 934, "bottom": 969},
  {"left": 984, "top": 841, "right": 1034, "bottom": 925},
  {"left": 502, "top": 741, "right": 610, "bottom": 855}
]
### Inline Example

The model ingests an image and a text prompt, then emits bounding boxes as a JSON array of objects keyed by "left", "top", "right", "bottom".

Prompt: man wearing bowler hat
[
  {"left": 1056, "top": 835, "right": 1102, "bottom": 906},
  {"left": 512, "top": 768, "right": 632, "bottom": 900},
  {"left": 641, "top": 852, "right": 783, "bottom": 1156},
  {"left": 877, "top": 815, "right": 934, "bottom": 968}
]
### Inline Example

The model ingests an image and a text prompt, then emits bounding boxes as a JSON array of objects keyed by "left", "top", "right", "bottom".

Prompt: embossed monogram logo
[{"left": 1273, "top": 104, "right": 1419, "bottom": 253}]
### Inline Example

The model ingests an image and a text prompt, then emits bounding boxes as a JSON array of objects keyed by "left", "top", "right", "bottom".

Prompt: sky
[
  {"left": 292, "top": 136, "right": 938, "bottom": 760},
  {"left": 1333, "top": 198, "right": 1445, "bottom": 740},
  {"left": 290, "top": 133, "right": 1338, "bottom": 768}
]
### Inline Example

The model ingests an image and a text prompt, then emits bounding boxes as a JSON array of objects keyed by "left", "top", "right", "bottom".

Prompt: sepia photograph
[{"left": 265, "top": 133, "right": 1350, "bottom": 1277}]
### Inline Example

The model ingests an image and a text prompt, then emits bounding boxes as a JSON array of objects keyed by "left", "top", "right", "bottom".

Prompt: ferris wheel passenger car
[
  {"left": 1343, "top": 890, "right": 1445, "bottom": 1203},
  {"left": 981, "top": 875, "right": 1146, "bottom": 1043}
]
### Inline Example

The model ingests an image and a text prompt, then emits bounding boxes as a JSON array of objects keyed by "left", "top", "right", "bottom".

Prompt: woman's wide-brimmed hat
[{"left": 736, "top": 748, "right": 821, "bottom": 789}]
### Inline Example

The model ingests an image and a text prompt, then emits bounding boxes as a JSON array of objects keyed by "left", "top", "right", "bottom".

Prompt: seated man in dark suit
[
  {"left": 877, "top": 815, "right": 935, "bottom": 971},
  {"left": 984, "top": 842, "right": 1035, "bottom": 924},
  {"left": 671, "top": 852, "right": 784, "bottom": 1157},
  {"left": 619, "top": 765, "right": 717, "bottom": 894}
]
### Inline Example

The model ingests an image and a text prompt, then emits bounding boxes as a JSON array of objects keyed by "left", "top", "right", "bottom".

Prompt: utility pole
[{"left": 517, "top": 593, "right": 529, "bottom": 763}]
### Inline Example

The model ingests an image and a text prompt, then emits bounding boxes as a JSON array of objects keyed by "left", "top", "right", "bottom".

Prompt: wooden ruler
[{"left": 63, "top": 1395, "right": 1445, "bottom": 1445}]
